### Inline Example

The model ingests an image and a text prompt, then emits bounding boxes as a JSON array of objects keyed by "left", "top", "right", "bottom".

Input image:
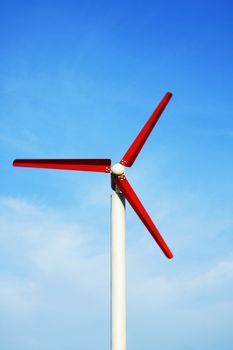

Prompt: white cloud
[
  {"left": 127, "top": 251, "right": 233, "bottom": 313},
  {"left": 0, "top": 196, "right": 40, "bottom": 214},
  {"left": 0, "top": 192, "right": 233, "bottom": 349},
  {"left": 0, "top": 277, "right": 38, "bottom": 313},
  {"left": 0, "top": 196, "right": 109, "bottom": 316}
]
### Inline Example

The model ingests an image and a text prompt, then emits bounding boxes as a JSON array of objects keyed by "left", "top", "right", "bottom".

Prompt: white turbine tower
[{"left": 13, "top": 92, "right": 173, "bottom": 350}]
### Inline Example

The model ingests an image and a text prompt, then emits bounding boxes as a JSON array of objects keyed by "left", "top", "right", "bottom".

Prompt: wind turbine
[{"left": 13, "top": 91, "right": 173, "bottom": 350}]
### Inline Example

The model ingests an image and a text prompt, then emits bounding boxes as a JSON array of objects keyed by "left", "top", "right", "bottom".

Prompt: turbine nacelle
[{"left": 111, "top": 163, "right": 125, "bottom": 176}]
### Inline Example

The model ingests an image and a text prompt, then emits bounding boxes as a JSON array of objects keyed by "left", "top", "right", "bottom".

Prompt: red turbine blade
[
  {"left": 113, "top": 175, "right": 173, "bottom": 259},
  {"left": 13, "top": 159, "right": 112, "bottom": 173},
  {"left": 120, "top": 92, "right": 172, "bottom": 167}
]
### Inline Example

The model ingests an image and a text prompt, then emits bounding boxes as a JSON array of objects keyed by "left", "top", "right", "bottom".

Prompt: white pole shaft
[{"left": 111, "top": 191, "right": 127, "bottom": 350}]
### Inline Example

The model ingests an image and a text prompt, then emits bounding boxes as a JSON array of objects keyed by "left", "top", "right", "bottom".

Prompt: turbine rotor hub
[{"left": 111, "top": 163, "right": 125, "bottom": 176}]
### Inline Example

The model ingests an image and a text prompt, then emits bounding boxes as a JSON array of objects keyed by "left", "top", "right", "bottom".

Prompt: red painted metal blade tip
[{"left": 167, "top": 251, "right": 174, "bottom": 259}]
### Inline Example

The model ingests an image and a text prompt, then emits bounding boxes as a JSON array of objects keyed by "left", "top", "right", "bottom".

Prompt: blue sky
[{"left": 0, "top": 0, "right": 233, "bottom": 349}]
